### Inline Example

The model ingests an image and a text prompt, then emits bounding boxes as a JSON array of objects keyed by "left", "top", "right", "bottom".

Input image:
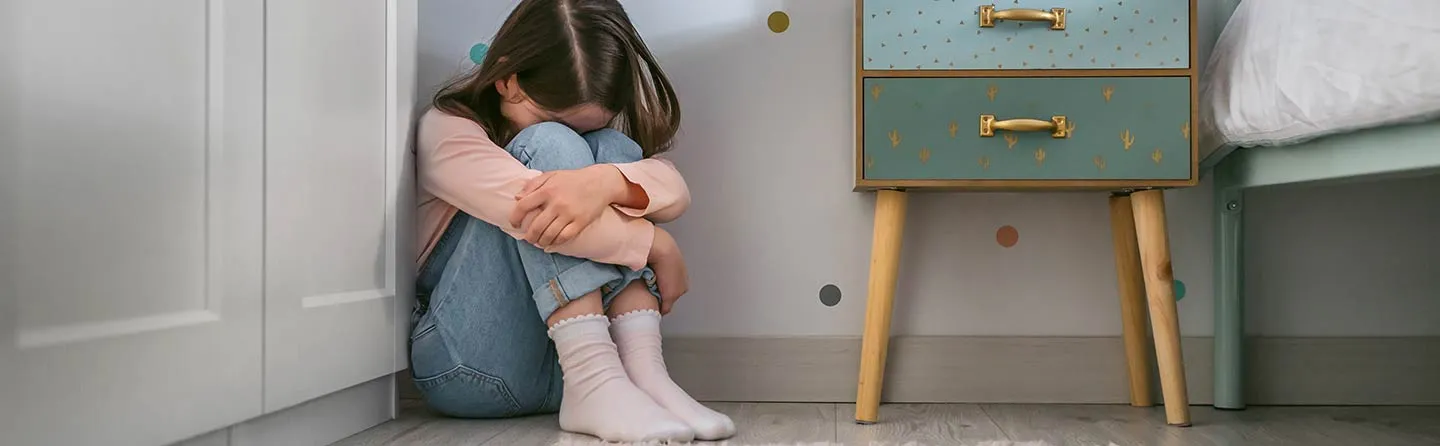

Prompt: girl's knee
[
  {"left": 509, "top": 122, "right": 596, "bottom": 171},
  {"left": 583, "top": 128, "right": 643, "bottom": 164}
]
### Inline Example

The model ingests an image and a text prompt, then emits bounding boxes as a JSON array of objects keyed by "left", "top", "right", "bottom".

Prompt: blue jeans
[{"left": 410, "top": 123, "right": 660, "bottom": 418}]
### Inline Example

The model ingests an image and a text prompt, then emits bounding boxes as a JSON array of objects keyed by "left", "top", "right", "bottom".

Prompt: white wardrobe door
[
  {"left": 0, "top": 0, "right": 266, "bottom": 445},
  {"left": 264, "top": 0, "right": 412, "bottom": 412}
]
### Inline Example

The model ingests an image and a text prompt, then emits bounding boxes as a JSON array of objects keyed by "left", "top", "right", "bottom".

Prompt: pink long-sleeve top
[{"left": 415, "top": 109, "right": 690, "bottom": 272}]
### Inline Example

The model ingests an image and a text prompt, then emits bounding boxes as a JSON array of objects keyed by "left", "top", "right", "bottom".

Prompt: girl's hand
[
  {"left": 648, "top": 227, "right": 689, "bottom": 314},
  {"left": 510, "top": 165, "right": 627, "bottom": 247}
]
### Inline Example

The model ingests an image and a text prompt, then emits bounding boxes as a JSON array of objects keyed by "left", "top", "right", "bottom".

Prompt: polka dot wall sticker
[
  {"left": 1173, "top": 279, "right": 1187, "bottom": 301},
  {"left": 767, "top": 11, "right": 790, "bottom": 33},
  {"left": 996, "top": 225, "right": 1019, "bottom": 248},
  {"left": 469, "top": 42, "right": 489, "bottom": 65},
  {"left": 818, "top": 284, "right": 842, "bottom": 307}
]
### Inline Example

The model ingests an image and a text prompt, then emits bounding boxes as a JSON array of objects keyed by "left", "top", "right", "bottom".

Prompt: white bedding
[{"left": 1200, "top": 0, "right": 1440, "bottom": 158}]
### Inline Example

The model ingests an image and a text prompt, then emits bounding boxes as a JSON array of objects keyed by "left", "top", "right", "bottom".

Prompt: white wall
[{"left": 418, "top": 0, "right": 1440, "bottom": 338}]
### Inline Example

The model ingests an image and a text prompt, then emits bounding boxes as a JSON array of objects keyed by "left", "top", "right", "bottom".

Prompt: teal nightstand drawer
[
  {"left": 861, "top": 76, "right": 1192, "bottom": 181},
  {"left": 861, "top": 0, "right": 1192, "bottom": 70}
]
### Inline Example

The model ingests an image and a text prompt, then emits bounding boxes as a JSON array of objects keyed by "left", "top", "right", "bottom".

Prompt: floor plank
[
  {"left": 472, "top": 402, "right": 840, "bottom": 445},
  {"left": 332, "top": 400, "right": 518, "bottom": 446},
  {"left": 836, "top": 404, "right": 1009, "bottom": 445},
  {"left": 700, "top": 403, "right": 837, "bottom": 445},
  {"left": 981, "top": 404, "right": 1249, "bottom": 446},
  {"left": 332, "top": 401, "right": 1440, "bottom": 446},
  {"left": 1350, "top": 406, "right": 1440, "bottom": 440},
  {"left": 476, "top": 414, "right": 601, "bottom": 446},
  {"left": 1215, "top": 406, "right": 1440, "bottom": 446}
]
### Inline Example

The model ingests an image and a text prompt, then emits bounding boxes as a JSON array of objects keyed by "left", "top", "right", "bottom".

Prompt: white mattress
[{"left": 1199, "top": 0, "right": 1440, "bottom": 161}]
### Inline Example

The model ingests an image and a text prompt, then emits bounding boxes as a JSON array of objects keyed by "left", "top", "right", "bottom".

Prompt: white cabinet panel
[
  {"left": 387, "top": 0, "right": 420, "bottom": 374},
  {"left": 0, "top": 0, "right": 265, "bottom": 444},
  {"left": 264, "top": 0, "right": 411, "bottom": 412}
]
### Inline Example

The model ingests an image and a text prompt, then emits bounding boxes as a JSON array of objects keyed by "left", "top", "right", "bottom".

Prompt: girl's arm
[
  {"left": 418, "top": 111, "right": 654, "bottom": 270},
  {"left": 611, "top": 157, "right": 690, "bottom": 223}
]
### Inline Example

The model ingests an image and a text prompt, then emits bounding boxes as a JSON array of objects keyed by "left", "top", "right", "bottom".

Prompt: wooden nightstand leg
[
  {"left": 1130, "top": 189, "right": 1191, "bottom": 427},
  {"left": 855, "top": 189, "right": 909, "bottom": 424},
  {"left": 1108, "top": 194, "right": 1153, "bottom": 407}
]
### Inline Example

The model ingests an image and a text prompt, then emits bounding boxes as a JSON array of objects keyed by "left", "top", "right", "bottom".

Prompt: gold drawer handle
[
  {"left": 979, "top": 115, "right": 1069, "bottom": 138},
  {"left": 978, "top": 5, "right": 1066, "bottom": 30}
]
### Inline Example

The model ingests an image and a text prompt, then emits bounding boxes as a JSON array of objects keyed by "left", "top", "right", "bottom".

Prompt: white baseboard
[
  {"left": 398, "top": 336, "right": 1440, "bottom": 406},
  {"left": 173, "top": 376, "right": 395, "bottom": 446}
]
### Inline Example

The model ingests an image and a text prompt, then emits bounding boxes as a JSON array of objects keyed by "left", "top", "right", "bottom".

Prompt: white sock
[
  {"left": 548, "top": 314, "right": 693, "bottom": 443},
  {"left": 611, "top": 310, "right": 737, "bottom": 441}
]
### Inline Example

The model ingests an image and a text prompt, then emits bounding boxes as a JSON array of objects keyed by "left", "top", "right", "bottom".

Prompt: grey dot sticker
[{"left": 819, "top": 284, "right": 842, "bottom": 307}]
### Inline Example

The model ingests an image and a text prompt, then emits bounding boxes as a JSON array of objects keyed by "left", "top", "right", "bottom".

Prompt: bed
[{"left": 1203, "top": 0, "right": 1440, "bottom": 409}]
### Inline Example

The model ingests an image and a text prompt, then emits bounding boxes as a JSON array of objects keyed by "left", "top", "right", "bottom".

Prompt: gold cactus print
[
  {"left": 1003, "top": 133, "right": 1019, "bottom": 149},
  {"left": 986, "top": 84, "right": 999, "bottom": 102},
  {"left": 888, "top": 129, "right": 902, "bottom": 148},
  {"left": 1094, "top": 155, "right": 1106, "bottom": 171},
  {"left": 948, "top": 121, "right": 959, "bottom": 138},
  {"left": 1120, "top": 129, "right": 1135, "bottom": 151},
  {"left": 1034, "top": 147, "right": 1047, "bottom": 166},
  {"left": 1181, "top": 120, "right": 1191, "bottom": 141},
  {"left": 1152, "top": 148, "right": 1164, "bottom": 164},
  {"left": 865, "top": 155, "right": 874, "bottom": 170},
  {"left": 1064, "top": 120, "right": 1077, "bottom": 137},
  {"left": 978, "top": 156, "right": 991, "bottom": 170},
  {"left": 1102, "top": 86, "right": 1115, "bottom": 102},
  {"left": 918, "top": 146, "right": 932, "bottom": 164},
  {"left": 871, "top": 84, "right": 883, "bottom": 100}
]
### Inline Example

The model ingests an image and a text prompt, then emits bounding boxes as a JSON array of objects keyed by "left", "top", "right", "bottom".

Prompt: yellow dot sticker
[{"left": 767, "top": 11, "right": 790, "bottom": 33}]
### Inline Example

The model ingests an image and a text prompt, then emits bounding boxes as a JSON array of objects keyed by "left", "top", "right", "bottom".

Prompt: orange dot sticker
[{"left": 996, "top": 225, "right": 1019, "bottom": 248}]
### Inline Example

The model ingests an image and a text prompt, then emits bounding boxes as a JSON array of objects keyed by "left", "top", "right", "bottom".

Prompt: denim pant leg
[
  {"left": 504, "top": 123, "right": 659, "bottom": 321},
  {"left": 409, "top": 214, "right": 563, "bottom": 418},
  {"left": 581, "top": 128, "right": 663, "bottom": 299},
  {"left": 582, "top": 128, "right": 643, "bottom": 164}
]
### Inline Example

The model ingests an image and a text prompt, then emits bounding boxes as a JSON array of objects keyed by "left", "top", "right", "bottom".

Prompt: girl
[{"left": 410, "top": 0, "right": 733, "bottom": 443}]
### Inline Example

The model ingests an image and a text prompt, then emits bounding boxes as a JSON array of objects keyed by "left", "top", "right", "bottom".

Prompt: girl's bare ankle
[{"left": 606, "top": 281, "right": 659, "bottom": 318}]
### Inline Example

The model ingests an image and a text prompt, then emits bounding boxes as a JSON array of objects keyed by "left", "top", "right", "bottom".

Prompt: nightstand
[{"left": 852, "top": 0, "right": 1198, "bottom": 427}]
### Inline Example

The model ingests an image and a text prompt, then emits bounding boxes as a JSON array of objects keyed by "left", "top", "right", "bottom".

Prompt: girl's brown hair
[{"left": 433, "top": 0, "right": 681, "bottom": 157}]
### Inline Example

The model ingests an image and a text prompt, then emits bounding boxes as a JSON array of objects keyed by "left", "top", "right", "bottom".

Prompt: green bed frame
[{"left": 1205, "top": 1, "right": 1440, "bottom": 410}]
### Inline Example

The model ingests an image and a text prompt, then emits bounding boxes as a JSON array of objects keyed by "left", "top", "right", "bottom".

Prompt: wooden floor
[{"left": 333, "top": 400, "right": 1440, "bottom": 446}]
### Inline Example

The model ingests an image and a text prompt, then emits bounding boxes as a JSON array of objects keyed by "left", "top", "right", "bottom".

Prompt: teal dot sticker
[
  {"left": 469, "top": 42, "right": 489, "bottom": 65},
  {"left": 1173, "top": 279, "right": 1186, "bottom": 301}
]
